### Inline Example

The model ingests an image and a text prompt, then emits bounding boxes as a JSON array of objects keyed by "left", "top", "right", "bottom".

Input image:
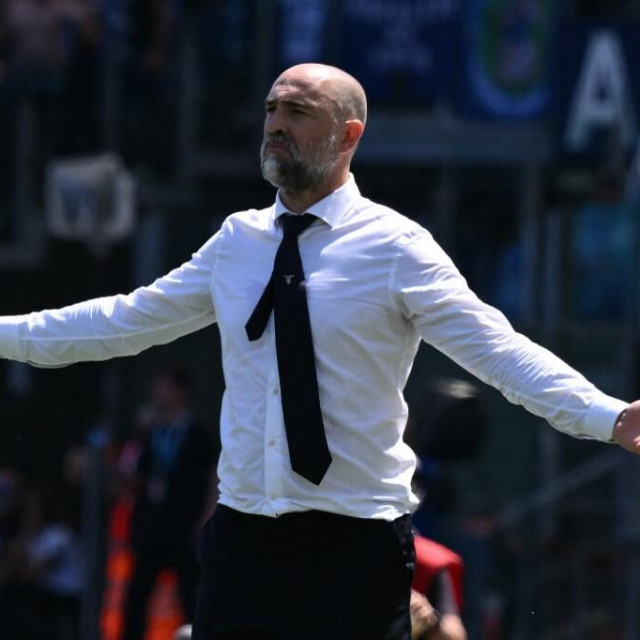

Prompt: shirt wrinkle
[{"left": 24, "top": 310, "right": 213, "bottom": 343}]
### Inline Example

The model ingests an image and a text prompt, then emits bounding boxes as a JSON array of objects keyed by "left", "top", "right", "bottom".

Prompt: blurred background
[{"left": 1, "top": 0, "right": 640, "bottom": 638}]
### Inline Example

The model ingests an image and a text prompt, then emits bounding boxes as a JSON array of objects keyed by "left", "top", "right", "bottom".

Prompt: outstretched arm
[
  {"left": 394, "top": 229, "right": 628, "bottom": 445},
  {"left": 0, "top": 237, "right": 218, "bottom": 367}
]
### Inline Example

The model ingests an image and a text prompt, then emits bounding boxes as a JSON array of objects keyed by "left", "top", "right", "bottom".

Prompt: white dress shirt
[{"left": 0, "top": 176, "right": 627, "bottom": 520}]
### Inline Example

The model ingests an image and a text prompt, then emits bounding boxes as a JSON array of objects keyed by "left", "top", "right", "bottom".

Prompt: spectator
[
  {"left": 0, "top": 0, "right": 96, "bottom": 130},
  {"left": 120, "top": 366, "right": 217, "bottom": 640},
  {"left": 0, "top": 483, "right": 83, "bottom": 640},
  {"left": 121, "top": 0, "right": 178, "bottom": 172},
  {"left": 411, "top": 534, "right": 467, "bottom": 640},
  {"left": 0, "top": 0, "right": 98, "bottom": 210},
  {"left": 571, "top": 168, "right": 635, "bottom": 320}
]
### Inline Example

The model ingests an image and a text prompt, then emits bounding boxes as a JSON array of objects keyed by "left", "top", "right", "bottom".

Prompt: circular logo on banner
[{"left": 466, "top": 0, "right": 555, "bottom": 118}]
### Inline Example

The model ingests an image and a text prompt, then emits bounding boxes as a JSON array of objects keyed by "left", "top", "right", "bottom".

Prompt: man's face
[
  {"left": 149, "top": 375, "right": 184, "bottom": 419},
  {"left": 260, "top": 74, "right": 341, "bottom": 193}
]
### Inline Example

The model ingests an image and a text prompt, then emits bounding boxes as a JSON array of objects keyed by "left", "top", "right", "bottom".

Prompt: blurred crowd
[
  {"left": 0, "top": 364, "right": 218, "bottom": 640},
  {"left": 0, "top": 0, "right": 185, "bottom": 202},
  {"left": 0, "top": 367, "right": 478, "bottom": 640},
  {"left": 0, "top": 467, "right": 83, "bottom": 640}
]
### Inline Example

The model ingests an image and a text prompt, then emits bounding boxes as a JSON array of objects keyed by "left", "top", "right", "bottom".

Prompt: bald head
[
  {"left": 274, "top": 63, "right": 367, "bottom": 128},
  {"left": 261, "top": 63, "right": 367, "bottom": 210}
]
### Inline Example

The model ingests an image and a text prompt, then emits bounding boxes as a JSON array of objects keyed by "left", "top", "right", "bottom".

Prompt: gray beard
[{"left": 260, "top": 134, "right": 338, "bottom": 194}]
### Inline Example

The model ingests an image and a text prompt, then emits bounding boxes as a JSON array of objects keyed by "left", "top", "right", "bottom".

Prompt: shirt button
[
  {"left": 272, "top": 387, "right": 280, "bottom": 395},
  {"left": 268, "top": 439, "right": 276, "bottom": 447}
]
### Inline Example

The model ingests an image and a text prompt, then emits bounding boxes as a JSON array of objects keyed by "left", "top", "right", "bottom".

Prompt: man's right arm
[{"left": 0, "top": 237, "right": 218, "bottom": 367}]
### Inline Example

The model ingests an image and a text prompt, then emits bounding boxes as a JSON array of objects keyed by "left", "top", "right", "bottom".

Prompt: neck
[
  {"left": 279, "top": 171, "right": 349, "bottom": 214},
  {"left": 280, "top": 189, "right": 326, "bottom": 214}
]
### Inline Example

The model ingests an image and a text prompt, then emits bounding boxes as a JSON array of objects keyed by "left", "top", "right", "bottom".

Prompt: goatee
[{"left": 261, "top": 134, "right": 338, "bottom": 194}]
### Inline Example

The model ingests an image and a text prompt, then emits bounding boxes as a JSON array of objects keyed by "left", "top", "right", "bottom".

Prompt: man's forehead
[{"left": 267, "top": 75, "right": 332, "bottom": 105}]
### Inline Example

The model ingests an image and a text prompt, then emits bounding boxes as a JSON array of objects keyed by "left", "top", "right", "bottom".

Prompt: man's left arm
[{"left": 393, "top": 230, "right": 631, "bottom": 448}]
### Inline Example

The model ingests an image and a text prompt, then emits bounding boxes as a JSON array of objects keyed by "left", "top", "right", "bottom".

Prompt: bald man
[{"left": 0, "top": 63, "right": 640, "bottom": 639}]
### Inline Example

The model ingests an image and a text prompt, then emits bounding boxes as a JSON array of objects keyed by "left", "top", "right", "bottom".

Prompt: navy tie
[{"left": 245, "top": 214, "right": 332, "bottom": 485}]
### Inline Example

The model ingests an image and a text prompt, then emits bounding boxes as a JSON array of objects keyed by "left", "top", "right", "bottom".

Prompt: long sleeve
[
  {"left": 0, "top": 236, "right": 218, "bottom": 367},
  {"left": 393, "top": 229, "right": 626, "bottom": 443}
]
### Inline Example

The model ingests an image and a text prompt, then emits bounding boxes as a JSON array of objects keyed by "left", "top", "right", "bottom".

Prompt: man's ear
[{"left": 340, "top": 120, "right": 365, "bottom": 154}]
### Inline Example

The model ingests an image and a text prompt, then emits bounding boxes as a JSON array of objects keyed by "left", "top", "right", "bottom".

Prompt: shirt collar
[{"left": 273, "top": 174, "right": 361, "bottom": 229}]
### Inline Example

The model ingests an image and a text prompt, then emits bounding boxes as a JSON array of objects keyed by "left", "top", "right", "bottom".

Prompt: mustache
[{"left": 263, "top": 134, "right": 297, "bottom": 154}]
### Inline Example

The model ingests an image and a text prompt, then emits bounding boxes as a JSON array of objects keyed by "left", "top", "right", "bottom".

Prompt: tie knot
[{"left": 281, "top": 213, "right": 316, "bottom": 240}]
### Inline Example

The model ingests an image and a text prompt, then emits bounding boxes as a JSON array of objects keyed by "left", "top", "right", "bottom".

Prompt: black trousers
[
  {"left": 121, "top": 536, "right": 201, "bottom": 640},
  {"left": 191, "top": 505, "right": 415, "bottom": 640}
]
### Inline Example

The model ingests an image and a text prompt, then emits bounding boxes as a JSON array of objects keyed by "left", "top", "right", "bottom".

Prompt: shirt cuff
[{"left": 583, "top": 395, "right": 629, "bottom": 442}]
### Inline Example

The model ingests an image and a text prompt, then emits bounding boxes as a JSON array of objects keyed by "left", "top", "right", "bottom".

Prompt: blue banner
[
  {"left": 272, "top": 1, "right": 640, "bottom": 142},
  {"left": 338, "top": 0, "right": 463, "bottom": 106},
  {"left": 277, "top": 0, "right": 331, "bottom": 70},
  {"left": 458, "top": 0, "right": 558, "bottom": 121},
  {"left": 552, "top": 21, "right": 640, "bottom": 158}
]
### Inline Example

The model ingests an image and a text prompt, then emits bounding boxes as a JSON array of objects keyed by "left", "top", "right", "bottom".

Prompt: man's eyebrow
[{"left": 265, "top": 97, "right": 315, "bottom": 110}]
